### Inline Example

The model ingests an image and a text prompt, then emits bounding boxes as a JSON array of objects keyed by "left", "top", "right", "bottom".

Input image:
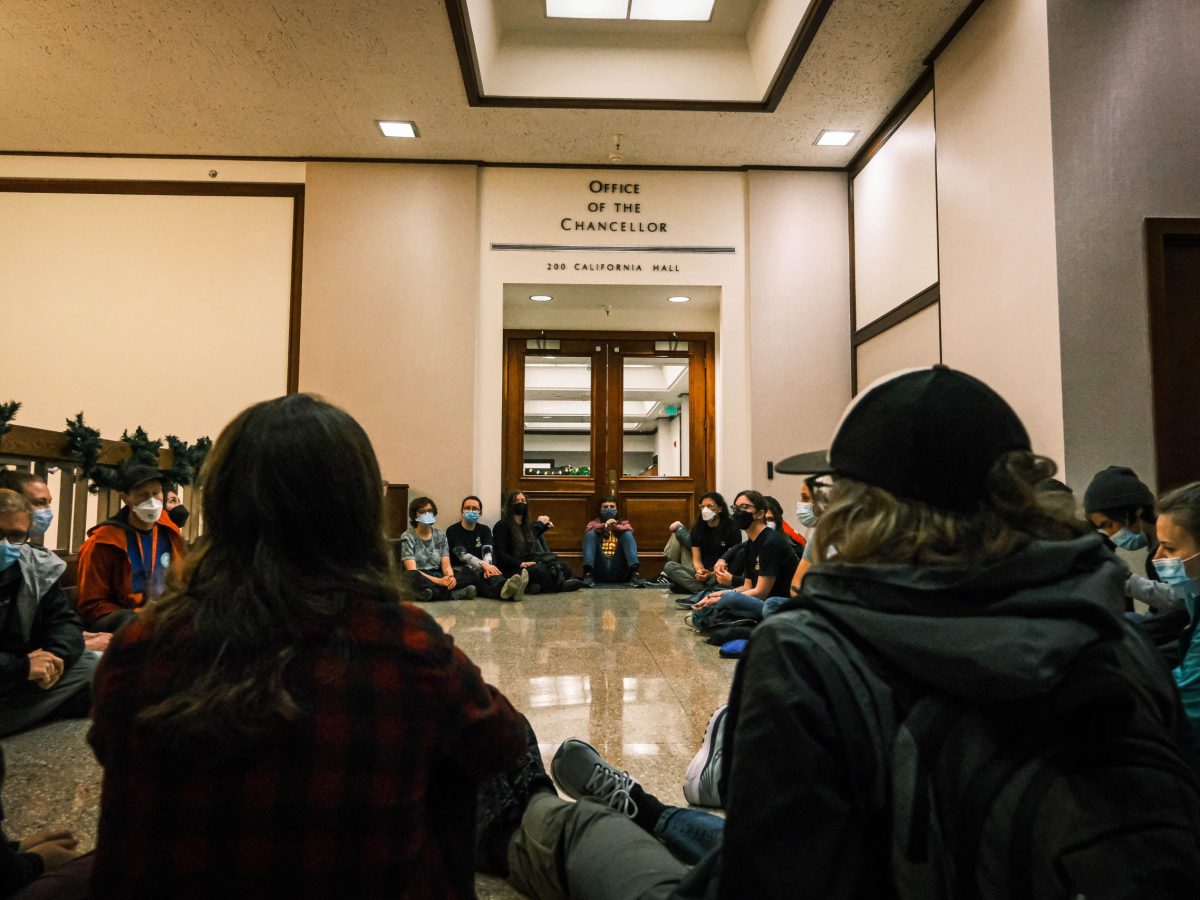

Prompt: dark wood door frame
[
  {"left": 1145, "top": 218, "right": 1200, "bottom": 491},
  {"left": 502, "top": 329, "right": 716, "bottom": 566}
]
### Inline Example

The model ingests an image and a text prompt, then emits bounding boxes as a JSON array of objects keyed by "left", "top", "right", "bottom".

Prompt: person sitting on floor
[
  {"left": 492, "top": 492, "right": 585, "bottom": 594},
  {"left": 399, "top": 496, "right": 477, "bottom": 601},
  {"left": 763, "top": 494, "right": 806, "bottom": 554},
  {"left": 1151, "top": 482, "right": 1200, "bottom": 742},
  {"left": 0, "top": 471, "right": 109, "bottom": 655},
  {"left": 446, "top": 495, "right": 528, "bottom": 601},
  {"left": 0, "top": 490, "right": 94, "bottom": 738},
  {"left": 484, "top": 365, "right": 1200, "bottom": 900},
  {"left": 75, "top": 465, "right": 185, "bottom": 633},
  {"left": 87, "top": 393, "right": 528, "bottom": 897},
  {"left": 690, "top": 489, "right": 799, "bottom": 621},
  {"left": 162, "top": 481, "right": 190, "bottom": 531},
  {"left": 662, "top": 492, "right": 741, "bottom": 595},
  {"left": 581, "top": 497, "right": 651, "bottom": 587}
]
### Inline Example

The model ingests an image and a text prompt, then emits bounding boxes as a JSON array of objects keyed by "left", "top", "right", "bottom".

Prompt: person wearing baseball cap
[
  {"left": 75, "top": 464, "right": 186, "bottom": 632},
  {"left": 492, "top": 366, "right": 1200, "bottom": 900}
]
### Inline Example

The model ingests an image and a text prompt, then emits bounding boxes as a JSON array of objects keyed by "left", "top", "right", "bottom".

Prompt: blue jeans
[
  {"left": 582, "top": 529, "right": 639, "bottom": 582},
  {"left": 654, "top": 806, "right": 725, "bottom": 864},
  {"left": 711, "top": 591, "right": 790, "bottom": 620}
]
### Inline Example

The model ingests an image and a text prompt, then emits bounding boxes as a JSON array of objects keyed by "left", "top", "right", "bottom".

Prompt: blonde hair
[
  {"left": 0, "top": 488, "right": 32, "bottom": 518},
  {"left": 812, "top": 451, "right": 1089, "bottom": 567}
]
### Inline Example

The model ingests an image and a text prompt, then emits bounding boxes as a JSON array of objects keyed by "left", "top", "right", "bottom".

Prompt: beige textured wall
[
  {"left": 853, "top": 92, "right": 939, "bottom": 326},
  {"left": 855, "top": 303, "right": 941, "bottom": 389},
  {"left": 299, "top": 163, "right": 480, "bottom": 507},
  {"left": 0, "top": 189, "right": 293, "bottom": 441},
  {"left": 934, "top": 0, "right": 1065, "bottom": 472},
  {"left": 747, "top": 170, "right": 852, "bottom": 495}
]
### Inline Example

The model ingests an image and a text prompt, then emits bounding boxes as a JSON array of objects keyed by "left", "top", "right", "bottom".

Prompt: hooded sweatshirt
[
  {"left": 675, "top": 533, "right": 1191, "bottom": 900},
  {"left": 76, "top": 506, "right": 185, "bottom": 626}
]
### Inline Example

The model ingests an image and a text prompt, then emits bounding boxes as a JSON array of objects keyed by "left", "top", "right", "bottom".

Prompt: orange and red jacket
[{"left": 75, "top": 508, "right": 186, "bottom": 626}]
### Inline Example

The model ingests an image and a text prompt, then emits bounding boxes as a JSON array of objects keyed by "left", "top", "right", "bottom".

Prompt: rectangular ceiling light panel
[
  {"left": 546, "top": 0, "right": 630, "bottom": 18},
  {"left": 630, "top": 0, "right": 715, "bottom": 21}
]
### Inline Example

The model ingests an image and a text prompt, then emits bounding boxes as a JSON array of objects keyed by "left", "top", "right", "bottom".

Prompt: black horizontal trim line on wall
[
  {"left": 490, "top": 243, "right": 736, "bottom": 254},
  {"left": 0, "top": 178, "right": 302, "bottom": 197},
  {"left": 443, "top": 0, "right": 834, "bottom": 114},
  {"left": 851, "top": 283, "right": 940, "bottom": 346},
  {"left": 0, "top": 150, "right": 843, "bottom": 174}
]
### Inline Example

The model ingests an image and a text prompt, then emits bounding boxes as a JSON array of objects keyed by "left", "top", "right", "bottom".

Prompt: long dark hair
[
  {"left": 692, "top": 491, "right": 730, "bottom": 531},
  {"left": 137, "top": 394, "right": 397, "bottom": 751},
  {"left": 813, "top": 451, "right": 1090, "bottom": 566},
  {"left": 501, "top": 489, "right": 538, "bottom": 559}
]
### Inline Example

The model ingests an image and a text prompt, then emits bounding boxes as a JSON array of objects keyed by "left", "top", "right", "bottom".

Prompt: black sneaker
[
  {"left": 417, "top": 588, "right": 434, "bottom": 601},
  {"left": 628, "top": 573, "right": 654, "bottom": 588},
  {"left": 560, "top": 578, "right": 586, "bottom": 592},
  {"left": 582, "top": 572, "right": 595, "bottom": 587},
  {"left": 654, "top": 572, "right": 673, "bottom": 586},
  {"left": 475, "top": 716, "right": 555, "bottom": 876}
]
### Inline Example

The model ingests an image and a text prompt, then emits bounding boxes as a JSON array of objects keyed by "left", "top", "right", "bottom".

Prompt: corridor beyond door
[{"left": 502, "top": 331, "right": 715, "bottom": 563}]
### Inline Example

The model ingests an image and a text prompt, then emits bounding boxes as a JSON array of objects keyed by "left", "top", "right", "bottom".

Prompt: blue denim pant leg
[
  {"left": 582, "top": 530, "right": 599, "bottom": 568},
  {"left": 618, "top": 530, "right": 640, "bottom": 567},
  {"left": 714, "top": 591, "right": 766, "bottom": 620},
  {"left": 762, "top": 595, "right": 790, "bottom": 618},
  {"left": 653, "top": 806, "right": 725, "bottom": 865}
]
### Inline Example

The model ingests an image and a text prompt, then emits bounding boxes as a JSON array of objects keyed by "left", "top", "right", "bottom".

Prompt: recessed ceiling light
[
  {"left": 667, "top": 295, "right": 690, "bottom": 303},
  {"left": 546, "top": 0, "right": 628, "bottom": 18},
  {"left": 530, "top": 294, "right": 553, "bottom": 302},
  {"left": 815, "top": 129, "right": 858, "bottom": 147},
  {"left": 378, "top": 120, "right": 419, "bottom": 138},
  {"left": 630, "top": 0, "right": 715, "bottom": 21}
]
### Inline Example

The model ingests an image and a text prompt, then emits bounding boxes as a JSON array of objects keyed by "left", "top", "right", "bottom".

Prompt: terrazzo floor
[{"left": 1, "top": 586, "right": 736, "bottom": 898}]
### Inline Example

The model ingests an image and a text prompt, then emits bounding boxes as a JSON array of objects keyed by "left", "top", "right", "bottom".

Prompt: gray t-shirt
[{"left": 400, "top": 528, "right": 450, "bottom": 571}]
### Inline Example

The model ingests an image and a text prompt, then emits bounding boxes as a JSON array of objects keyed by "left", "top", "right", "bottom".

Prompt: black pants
[
  {"left": 511, "top": 560, "right": 574, "bottom": 593},
  {"left": 406, "top": 568, "right": 453, "bottom": 601},
  {"left": 454, "top": 565, "right": 508, "bottom": 599}
]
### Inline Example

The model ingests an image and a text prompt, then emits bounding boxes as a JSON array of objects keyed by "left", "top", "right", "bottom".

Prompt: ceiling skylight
[
  {"left": 546, "top": 1, "right": 628, "bottom": 19},
  {"left": 546, "top": 1, "right": 716, "bottom": 22},
  {"left": 630, "top": 0, "right": 715, "bottom": 21}
]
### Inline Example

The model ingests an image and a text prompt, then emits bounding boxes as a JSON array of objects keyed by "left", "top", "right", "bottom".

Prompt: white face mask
[
  {"left": 700, "top": 507, "right": 718, "bottom": 522},
  {"left": 133, "top": 497, "right": 163, "bottom": 524}
]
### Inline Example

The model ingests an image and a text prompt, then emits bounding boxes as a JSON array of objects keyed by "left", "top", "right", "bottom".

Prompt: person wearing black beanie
[{"left": 1083, "top": 466, "right": 1160, "bottom": 582}]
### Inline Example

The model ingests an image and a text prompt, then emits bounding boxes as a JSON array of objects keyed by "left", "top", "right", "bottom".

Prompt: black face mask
[
  {"left": 512, "top": 502, "right": 528, "bottom": 516},
  {"left": 731, "top": 509, "right": 754, "bottom": 530},
  {"left": 168, "top": 504, "right": 190, "bottom": 528}
]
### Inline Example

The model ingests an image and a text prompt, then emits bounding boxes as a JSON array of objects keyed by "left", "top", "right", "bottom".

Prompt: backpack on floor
[
  {"left": 813, "top": 619, "right": 1200, "bottom": 900},
  {"left": 686, "top": 605, "right": 758, "bottom": 635}
]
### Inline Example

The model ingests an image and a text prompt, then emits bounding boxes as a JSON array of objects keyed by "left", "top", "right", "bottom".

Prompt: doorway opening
[{"left": 501, "top": 284, "right": 718, "bottom": 564}]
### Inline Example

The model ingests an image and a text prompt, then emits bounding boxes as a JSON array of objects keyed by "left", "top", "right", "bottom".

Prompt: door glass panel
[
  {"left": 523, "top": 355, "right": 592, "bottom": 476},
  {"left": 623, "top": 356, "right": 689, "bottom": 477}
]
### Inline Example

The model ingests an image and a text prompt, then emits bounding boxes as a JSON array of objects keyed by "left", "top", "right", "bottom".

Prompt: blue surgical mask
[
  {"left": 1152, "top": 552, "right": 1200, "bottom": 591},
  {"left": 30, "top": 508, "right": 54, "bottom": 537},
  {"left": 600, "top": 509, "right": 617, "bottom": 520},
  {"left": 0, "top": 541, "right": 20, "bottom": 572},
  {"left": 796, "top": 501, "right": 819, "bottom": 529},
  {"left": 463, "top": 510, "right": 480, "bottom": 523},
  {"left": 1112, "top": 527, "right": 1148, "bottom": 551},
  {"left": 416, "top": 512, "right": 436, "bottom": 526}
]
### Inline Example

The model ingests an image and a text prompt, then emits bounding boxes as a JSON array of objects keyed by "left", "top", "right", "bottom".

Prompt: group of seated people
[{"left": 0, "top": 365, "right": 1198, "bottom": 896}]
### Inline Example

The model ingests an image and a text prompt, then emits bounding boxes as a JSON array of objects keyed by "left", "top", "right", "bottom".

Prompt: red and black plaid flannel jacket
[{"left": 87, "top": 597, "right": 526, "bottom": 898}]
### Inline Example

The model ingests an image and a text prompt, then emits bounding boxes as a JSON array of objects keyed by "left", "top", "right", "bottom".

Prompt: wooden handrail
[{"left": 0, "top": 424, "right": 176, "bottom": 467}]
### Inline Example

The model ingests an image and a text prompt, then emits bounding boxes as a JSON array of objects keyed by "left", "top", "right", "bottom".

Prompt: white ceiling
[{"left": 0, "top": 0, "right": 971, "bottom": 166}]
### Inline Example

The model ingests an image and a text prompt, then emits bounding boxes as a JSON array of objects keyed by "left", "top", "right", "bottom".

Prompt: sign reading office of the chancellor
[
  {"left": 481, "top": 168, "right": 743, "bottom": 283},
  {"left": 560, "top": 181, "right": 668, "bottom": 235}
]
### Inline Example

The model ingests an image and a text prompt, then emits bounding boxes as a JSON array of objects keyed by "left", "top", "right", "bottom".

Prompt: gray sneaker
[
  {"left": 501, "top": 569, "right": 529, "bottom": 601},
  {"left": 551, "top": 739, "right": 638, "bottom": 818},
  {"left": 451, "top": 584, "right": 477, "bottom": 600},
  {"left": 683, "top": 704, "right": 727, "bottom": 808}
]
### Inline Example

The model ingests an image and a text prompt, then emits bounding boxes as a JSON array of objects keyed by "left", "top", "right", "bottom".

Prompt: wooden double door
[{"left": 502, "top": 330, "right": 716, "bottom": 563}]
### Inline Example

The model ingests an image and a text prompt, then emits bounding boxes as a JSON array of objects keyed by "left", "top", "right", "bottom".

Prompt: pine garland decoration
[
  {"left": 0, "top": 401, "right": 20, "bottom": 442},
  {"left": 121, "top": 427, "right": 162, "bottom": 466},
  {"left": 63, "top": 413, "right": 120, "bottom": 492}
]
